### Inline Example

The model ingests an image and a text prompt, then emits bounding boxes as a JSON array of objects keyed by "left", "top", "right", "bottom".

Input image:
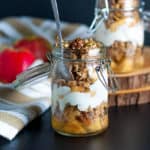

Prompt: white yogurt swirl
[{"left": 95, "top": 21, "right": 144, "bottom": 47}]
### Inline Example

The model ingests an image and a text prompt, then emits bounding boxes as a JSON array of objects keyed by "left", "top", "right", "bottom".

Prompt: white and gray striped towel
[{"left": 0, "top": 16, "right": 88, "bottom": 141}]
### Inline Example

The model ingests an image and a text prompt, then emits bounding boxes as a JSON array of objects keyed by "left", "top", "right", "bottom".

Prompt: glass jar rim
[
  {"left": 51, "top": 46, "right": 107, "bottom": 63},
  {"left": 106, "top": 0, "right": 144, "bottom": 12},
  {"left": 109, "top": 7, "right": 141, "bottom": 12}
]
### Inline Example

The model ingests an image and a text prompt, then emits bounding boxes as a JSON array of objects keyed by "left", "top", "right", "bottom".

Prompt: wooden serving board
[{"left": 109, "top": 47, "right": 150, "bottom": 107}]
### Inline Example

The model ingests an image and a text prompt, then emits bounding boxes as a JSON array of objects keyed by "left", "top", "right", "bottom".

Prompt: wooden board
[{"left": 109, "top": 47, "right": 150, "bottom": 107}]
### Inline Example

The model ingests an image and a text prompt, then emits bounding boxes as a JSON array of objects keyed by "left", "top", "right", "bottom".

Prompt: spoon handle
[{"left": 51, "top": 0, "right": 63, "bottom": 53}]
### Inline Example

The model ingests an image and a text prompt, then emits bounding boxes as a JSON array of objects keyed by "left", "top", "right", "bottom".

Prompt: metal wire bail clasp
[
  {"left": 88, "top": 0, "right": 109, "bottom": 33},
  {"left": 95, "top": 58, "right": 119, "bottom": 93}
]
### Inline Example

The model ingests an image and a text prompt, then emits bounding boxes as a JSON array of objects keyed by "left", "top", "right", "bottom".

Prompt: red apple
[
  {"left": 14, "top": 36, "right": 52, "bottom": 61},
  {"left": 0, "top": 48, "right": 35, "bottom": 83}
]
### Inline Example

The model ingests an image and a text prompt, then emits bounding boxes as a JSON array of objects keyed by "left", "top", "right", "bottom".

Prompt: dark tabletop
[{"left": 0, "top": 104, "right": 150, "bottom": 150}]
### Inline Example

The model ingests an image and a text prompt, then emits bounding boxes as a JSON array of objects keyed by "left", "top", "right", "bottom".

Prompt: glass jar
[
  {"left": 51, "top": 38, "right": 109, "bottom": 136},
  {"left": 95, "top": 0, "right": 144, "bottom": 73},
  {"left": 12, "top": 38, "right": 118, "bottom": 137}
]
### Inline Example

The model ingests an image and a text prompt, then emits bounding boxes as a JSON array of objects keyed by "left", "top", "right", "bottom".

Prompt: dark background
[
  {"left": 0, "top": 0, "right": 149, "bottom": 44},
  {"left": 0, "top": 0, "right": 95, "bottom": 25},
  {"left": 0, "top": 0, "right": 149, "bottom": 25}
]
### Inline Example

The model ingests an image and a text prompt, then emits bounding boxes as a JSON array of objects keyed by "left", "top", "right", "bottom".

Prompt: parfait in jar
[
  {"left": 51, "top": 38, "right": 109, "bottom": 136},
  {"left": 95, "top": 0, "right": 144, "bottom": 73}
]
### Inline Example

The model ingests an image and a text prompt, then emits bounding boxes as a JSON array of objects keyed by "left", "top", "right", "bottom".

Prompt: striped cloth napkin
[
  {"left": 0, "top": 16, "right": 88, "bottom": 46},
  {"left": 0, "top": 83, "right": 50, "bottom": 141},
  {"left": 0, "top": 16, "right": 88, "bottom": 140}
]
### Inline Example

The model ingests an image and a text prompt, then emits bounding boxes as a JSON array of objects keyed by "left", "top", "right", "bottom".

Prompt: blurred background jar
[{"left": 95, "top": 0, "right": 144, "bottom": 73}]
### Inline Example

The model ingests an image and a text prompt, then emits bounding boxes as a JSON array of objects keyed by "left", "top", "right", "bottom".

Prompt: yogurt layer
[
  {"left": 88, "top": 48, "right": 101, "bottom": 57},
  {"left": 95, "top": 21, "right": 144, "bottom": 47},
  {"left": 52, "top": 70, "right": 108, "bottom": 112}
]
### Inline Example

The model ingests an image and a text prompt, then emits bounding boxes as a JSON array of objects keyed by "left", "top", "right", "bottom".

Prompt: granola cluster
[
  {"left": 109, "top": 41, "right": 136, "bottom": 62},
  {"left": 52, "top": 102, "right": 108, "bottom": 135},
  {"left": 63, "top": 38, "right": 103, "bottom": 59},
  {"left": 55, "top": 38, "right": 104, "bottom": 92},
  {"left": 105, "top": 0, "right": 140, "bottom": 31},
  {"left": 109, "top": 41, "right": 144, "bottom": 72}
]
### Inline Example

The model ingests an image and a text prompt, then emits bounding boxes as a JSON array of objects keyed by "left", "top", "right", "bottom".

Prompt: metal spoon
[
  {"left": 50, "top": 0, "right": 72, "bottom": 80},
  {"left": 51, "top": 0, "right": 63, "bottom": 55}
]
